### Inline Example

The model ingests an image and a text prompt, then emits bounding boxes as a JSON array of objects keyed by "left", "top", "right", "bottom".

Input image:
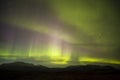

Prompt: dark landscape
[{"left": 0, "top": 62, "right": 120, "bottom": 80}]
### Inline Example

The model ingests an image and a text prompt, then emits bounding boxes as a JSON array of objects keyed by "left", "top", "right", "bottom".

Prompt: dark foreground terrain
[{"left": 0, "top": 62, "right": 120, "bottom": 80}]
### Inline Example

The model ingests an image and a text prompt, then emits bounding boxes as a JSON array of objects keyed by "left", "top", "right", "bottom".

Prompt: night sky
[{"left": 0, "top": 0, "right": 120, "bottom": 67}]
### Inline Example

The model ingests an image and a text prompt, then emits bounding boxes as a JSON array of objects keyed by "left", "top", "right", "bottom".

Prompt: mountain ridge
[{"left": 0, "top": 62, "right": 120, "bottom": 73}]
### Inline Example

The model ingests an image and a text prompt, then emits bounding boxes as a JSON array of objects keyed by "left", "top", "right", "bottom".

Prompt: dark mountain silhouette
[
  {"left": 63, "top": 65, "right": 120, "bottom": 73},
  {"left": 0, "top": 62, "right": 34, "bottom": 67},
  {"left": 0, "top": 62, "right": 120, "bottom": 80},
  {"left": 0, "top": 62, "right": 48, "bottom": 71},
  {"left": 0, "top": 62, "right": 119, "bottom": 73}
]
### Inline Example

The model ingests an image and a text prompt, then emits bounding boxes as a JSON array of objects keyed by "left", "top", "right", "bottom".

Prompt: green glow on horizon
[
  {"left": 28, "top": 44, "right": 71, "bottom": 65},
  {"left": 50, "top": 56, "right": 70, "bottom": 64},
  {"left": 79, "top": 57, "right": 120, "bottom": 64},
  {"left": 47, "top": 45, "right": 61, "bottom": 58}
]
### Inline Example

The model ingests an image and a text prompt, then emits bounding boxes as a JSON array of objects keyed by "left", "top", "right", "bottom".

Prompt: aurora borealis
[{"left": 0, "top": 0, "right": 120, "bottom": 67}]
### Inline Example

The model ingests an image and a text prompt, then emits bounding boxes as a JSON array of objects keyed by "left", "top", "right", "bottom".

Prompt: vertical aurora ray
[{"left": 26, "top": 31, "right": 72, "bottom": 64}]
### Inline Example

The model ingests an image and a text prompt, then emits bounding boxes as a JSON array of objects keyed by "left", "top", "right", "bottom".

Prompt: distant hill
[
  {"left": 0, "top": 62, "right": 48, "bottom": 71},
  {"left": 0, "top": 62, "right": 120, "bottom": 73}
]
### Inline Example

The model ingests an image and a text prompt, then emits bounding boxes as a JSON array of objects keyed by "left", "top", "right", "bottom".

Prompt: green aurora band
[{"left": 0, "top": 0, "right": 120, "bottom": 67}]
